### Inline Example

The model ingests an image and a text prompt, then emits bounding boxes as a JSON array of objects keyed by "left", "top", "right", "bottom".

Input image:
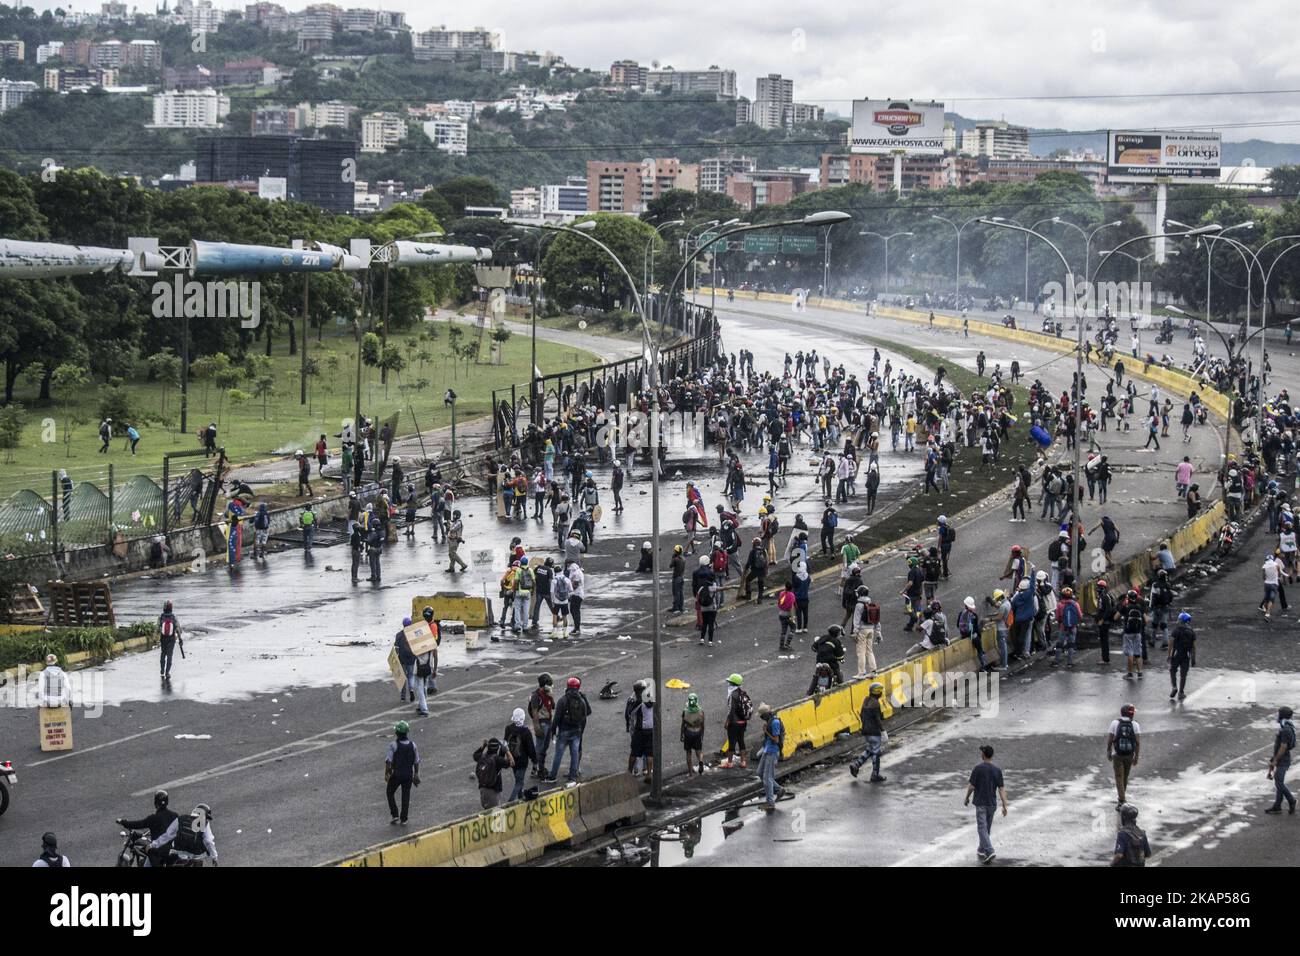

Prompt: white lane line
[
  {"left": 28, "top": 725, "right": 173, "bottom": 766},
  {"left": 889, "top": 803, "right": 1059, "bottom": 866}
]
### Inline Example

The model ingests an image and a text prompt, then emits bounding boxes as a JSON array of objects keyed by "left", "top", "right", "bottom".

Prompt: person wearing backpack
[
  {"left": 385, "top": 720, "right": 420, "bottom": 825},
  {"left": 1120, "top": 590, "right": 1146, "bottom": 680},
  {"left": 1107, "top": 703, "right": 1142, "bottom": 806},
  {"left": 721, "top": 673, "right": 752, "bottom": 769},
  {"left": 546, "top": 677, "right": 591, "bottom": 783},
  {"left": 31, "top": 832, "right": 71, "bottom": 868},
  {"left": 848, "top": 682, "right": 887, "bottom": 782},
  {"left": 776, "top": 584, "right": 796, "bottom": 650},
  {"left": 627, "top": 689, "right": 656, "bottom": 781},
  {"left": 157, "top": 600, "right": 182, "bottom": 681},
  {"left": 473, "top": 736, "right": 515, "bottom": 809},
  {"left": 1148, "top": 570, "right": 1174, "bottom": 649},
  {"left": 1053, "top": 587, "right": 1082, "bottom": 667},
  {"left": 957, "top": 596, "right": 987, "bottom": 672},
  {"left": 503, "top": 709, "right": 537, "bottom": 801},
  {"left": 252, "top": 502, "right": 271, "bottom": 560},
  {"left": 756, "top": 703, "right": 785, "bottom": 812},
  {"left": 812, "top": 625, "right": 847, "bottom": 686},
  {"left": 1267, "top": 705, "right": 1297, "bottom": 815},
  {"left": 512, "top": 556, "right": 535, "bottom": 634},
  {"left": 1093, "top": 580, "right": 1117, "bottom": 665},
  {"left": 550, "top": 565, "right": 572, "bottom": 637},
  {"left": 937, "top": 515, "right": 957, "bottom": 578},
  {"left": 1111, "top": 804, "right": 1151, "bottom": 866},
  {"left": 528, "top": 674, "right": 556, "bottom": 777},
  {"left": 851, "top": 585, "right": 882, "bottom": 678}
]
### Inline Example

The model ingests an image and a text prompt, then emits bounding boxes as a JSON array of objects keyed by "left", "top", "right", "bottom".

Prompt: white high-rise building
[
  {"left": 361, "top": 111, "right": 407, "bottom": 152},
  {"left": 960, "top": 120, "right": 1031, "bottom": 160},
  {"left": 423, "top": 116, "right": 468, "bottom": 155},
  {"left": 0, "top": 79, "right": 38, "bottom": 113},
  {"left": 151, "top": 88, "right": 230, "bottom": 128},
  {"left": 36, "top": 41, "right": 64, "bottom": 64},
  {"left": 299, "top": 99, "right": 356, "bottom": 128}
]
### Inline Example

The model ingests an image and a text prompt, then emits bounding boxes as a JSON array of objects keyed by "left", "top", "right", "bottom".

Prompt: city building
[
  {"left": 942, "top": 154, "right": 983, "bottom": 188},
  {"left": 252, "top": 105, "right": 300, "bottom": 135},
  {"left": 587, "top": 160, "right": 642, "bottom": 213},
  {"left": 646, "top": 65, "right": 736, "bottom": 99},
  {"left": 818, "top": 152, "right": 878, "bottom": 188},
  {"left": 609, "top": 59, "right": 647, "bottom": 88},
  {"left": 784, "top": 102, "right": 824, "bottom": 125},
  {"left": 187, "top": 0, "right": 225, "bottom": 35},
  {"left": 36, "top": 41, "right": 64, "bottom": 64},
  {"left": 700, "top": 154, "right": 755, "bottom": 193},
  {"left": 412, "top": 26, "right": 501, "bottom": 61},
  {"left": 44, "top": 66, "right": 119, "bottom": 92},
  {"left": 540, "top": 176, "right": 588, "bottom": 219},
  {"left": 0, "top": 39, "right": 25, "bottom": 62},
  {"left": 299, "top": 99, "right": 356, "bottom": 128},
  {"left": 960, "top": 119, "right": 1031, "bottom": 160},
  {"left": 195, "top": 134, "right": 357, "bottom": 214},
  {"left": 0, "top": 78, "right": 39, "bottom": 113},
  {"left": 509, "top": 187, "right": 541, "bottom": 217},
  {"left": 361, "top": 111, "right": 407, "bottom": 152},
  {"left": 423, "top": 116, "right": 468, "bottom": 155},
  {"left": 297, "top": 7, "right": 336, "bottom": 54},
  {"left": 725, "top": 168, "right": 812, "bottom": 209},
  {"left": 151, "top": 88, "right": 231, "bottom": 128},
  {"left": 980, "top": 157, "right": 1105, "bottom": 189}
]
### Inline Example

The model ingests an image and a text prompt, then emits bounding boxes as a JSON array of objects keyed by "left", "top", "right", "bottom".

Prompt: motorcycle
[
  {"left": 1155, "top": 330, "right": 1174, "bottom": 345},
  {"left": 1217, "top": 522, "right": 1240, "bottom": 557},
  {"left": 116, "top": 828, "right": 151, "bottom": 867},
  {"left": 0, "top": 759, "right": 14, "bottom": 816}
]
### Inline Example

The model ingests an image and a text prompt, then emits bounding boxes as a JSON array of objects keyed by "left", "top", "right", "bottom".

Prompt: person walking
[
  {"left": 850, "top": 585, "right": 880, "bottom": 678},
  {"left": 546, "top": 677, "right": 591, "bottom": 783},
  {"left": 446, "top": 510, "right": 468, "bottom": 573},
  {"left": 300, "top": 503, "right": 316, "bottom": 556},
  {"left": 126, "top": 423, "right": 141, "bottom": 455},
  {"left": 1167, "top": 611, "right": 1196, "bottom": 700},
  {"left": 1094, "top": 579, "right": 1116, "bottom": 666},
  {"left": 31, "top": 832, "right": 71, "bottom": 867},
  {"left": 384, "top": 721, "right": 420, "bottom": 825},
  {"left": 1107, "top": 703, "right": 1141, "bottom": 807},
  {"left": 756, "top": 703, "right": 784, "bottom": 812},
  {"left": 1111, "top": 804, "right": 1152, "bottom": 866},
  {"left": 681, "top": 693, "right": 706, "bottom": 774},
  {"left": 964, "top": 744, "right": 1008, "bottom": 864},
  {"left": 393, "top": 617, "right": 418, "bottom": 707},
  {"left": 848, "top": 682, "right": 887, "bottom": 782},
  {"left": 568, "top": 563, "right": 586, "bottom": 636},
  {"left": 670, "top": 544, "right": 686, "bottom": 612},
  {"left": 157, "top": 600, "right": 182, "bottom": 682},
  {"left": 1266, "top": 705, "right": 1296, "bottom": 815}
]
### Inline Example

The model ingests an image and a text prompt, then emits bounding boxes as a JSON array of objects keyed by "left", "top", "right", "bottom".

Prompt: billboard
[
  {"left": 1106, "top": 130, "right": 1221, "bottom": 183},
  {"left": 851, "top": 99, "right": 946, "bottom": 155}
]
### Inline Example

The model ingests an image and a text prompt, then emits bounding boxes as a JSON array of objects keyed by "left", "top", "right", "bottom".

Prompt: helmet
[
  {"left": 673, "top": 544, "right": 683, "bottom": 553},
  {"left": 153, "top": 790, "right": 169, "bottom": 810},
  {"left": 758, "top": 506, "right": 768, "bottom": 516},
  {"left": 402, "top": 616, "right": 412, "bottom": 627},
  {"left": 1011, "top": 545, "right": 1021, "bottom": 553},
  {"left": 1157, "top": 569, "right": 1167, "bottom": 578},
  {"left": 727, "top": 673, "right": 743, "bottom": 686},
  {"left": 1178, "top": 611, "right": 1192, "bottom": 623},
  {"left": 1127, "top": 590, "right": 1138, "bottom": 600},
  {"left": 193, "top": 802, "right": 213, "bottom": 821},
  {"left": 963, "top": 596, "right": 975, "bottom": 610},
  {"left": 827, "top": 625, "right": 843, "bottom": 638},
  {"left": 538, "top": 673, "right": 552, "bottom": 687},
  {"left": 1096, "top": 580, "right": 1108, "bottom": 589},
  {"left": 1120, "top": 703, "right": 1135, "bottom": 718},
  {"left": 42, "top": 832, "right": 58, "bottom": 850},
  {"left": 519, "top": 556, "right": 529, "bottom": 565},
  {"left": 1017, "top": 579, "right": 1030, "bottom": 590},
  {"left": 1059, "top": 530, "right": 1069, "bottom": 538},
  {"left": 1061, "top": 587, "right": 1073, "bottom": 597},
  {"left": 567, "top": 677, "right": 581, "bottom": 689},
  {"left": 937, "top": 515, "right": 947, "bottom": 524},
  {"left": 394, "top": 720, "right": 410, "bottom": 734},
  {"left": 930, "top": 600, "right": 941, "bottom": 611},
  {"left": 1119, "top": 804, "right": 1139, "bottom": 824},
  {"left": 868, "top": 682, "right": 884, "bottom": 696},
  {"left": 422, "top": 606, "right": 434, "bottom": 621},
  {"left": 700, "top": 555, "right": 711, "bottom": 566},
  {"left": 991, "top": 589, "right": 1005, "bottom": 601},
  {"left": 1035, "top": 570, "right": 1048, "bottom": 582},
  {"left": 392, "top": 456, "right": 400, "bottom": 464},
  {"left": 642, "top": 541, "right": 652, "bottom": 549},
  {"left": 857, "top": 585, "right": 870, "bottom": 598}
]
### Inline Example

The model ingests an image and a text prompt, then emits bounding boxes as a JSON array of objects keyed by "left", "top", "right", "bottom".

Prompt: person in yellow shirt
[{"left": 905, "top": 413, "right": 917, "bottom": 452}]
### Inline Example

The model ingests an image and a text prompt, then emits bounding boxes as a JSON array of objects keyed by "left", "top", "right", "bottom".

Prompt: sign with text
[
  {"left": 1106, "top": 130, "right": 1221, "bottom": 183},
  {"left": 851, "top": 98, "right": 946, "bottom": 155}
]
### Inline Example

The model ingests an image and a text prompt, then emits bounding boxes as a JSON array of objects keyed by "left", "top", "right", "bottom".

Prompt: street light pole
[
  {"left": 860, "top": 231, "right": 913, "bottom": 295},
  {"left": 644, "top": 219, "right": 684, "bottom": 327},
  {"left": 930, "top": 215, "right": 982, "bottom": 302}
]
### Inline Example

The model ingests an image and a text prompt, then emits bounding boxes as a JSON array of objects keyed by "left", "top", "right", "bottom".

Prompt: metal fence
[{"left": 490, "top": 304, "right": 722, "bottom": 451}]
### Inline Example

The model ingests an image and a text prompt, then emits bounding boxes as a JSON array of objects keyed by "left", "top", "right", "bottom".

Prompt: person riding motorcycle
[
  {"left": 170, "top": 803, "right": 218, "bottom": 866},
  {"left": 116, "top": 789, "right": 179, "bottom": 867},
  {"left": 811, "top": 625, "right": 847, "bottom": 686}
]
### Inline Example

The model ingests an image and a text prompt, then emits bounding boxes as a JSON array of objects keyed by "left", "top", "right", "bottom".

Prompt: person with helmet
[
  {"left": 1149, "top": 569, "right": 1175, "bottom": 649},
  {"left": 157, "top": 600, "right": 182, "bottom": 682},
  {"left": 625, "top": 680, "right": 649, "bottom": 774},
  {"left": 365, "top": 505, "right": 385, "bottom": 582},
  {"left": 1106, "top": 704, "right": 1141, "bottom": 806},
  {"left": 1167, "top": 611, "right": 1196, "bottom": 700},
  {"left": 546, "top": 677, "right": 591, "bottom": 783},
  {"left": 527, "top": 674, "right": 556, "bottom": 775},
  {"left": 385, "top": 721, "right": 420, "bottom": 825},
  {"left": 1031, "top": 570, "right": 1056, "bottom": 655},
  {"left": 756, "top": 703, "right": 784, "bottom": 812},
  {"left": 116, "top": 790, "right": 180, "bottom": 867},
  {"left": 511, "top": 555, "right": 535, "bottom": 634},
  {"left": 958, "top": 595, "right": 989, "bottom": 671},
  {"left": 937, "top": 515, "right": 956, "bottom": 578},
  {"left": 848, "top": 682, "right": 887, "bottom": 783},
  {"left": 1267, "top": 706, "right": 1297, "bottom": 814},
  {"left": 1001, "top": 544, "right": 1030, "bottom": 591},
  {"left": 840, "top": 563, "right": 864, "bottom": 629},
  {"left": 446, "top": 509, "right": 468, "bottom": 573},
  {"left": 851, "top": 585, "right": 881, "bottom": 678},
  {"left": 1111, "top": 804, "right": 1151, "bottom": 866},
  {"left": 1053, "top": 586, "right": 1082, "bottom": 667},
  {"left": 1009, "top": 578, "right": 1038, "bottom": 661},
  {"left": 31, "top": 832, "right": 70, "bottom": 868},
  {"left": 721, "top": 674, "right": 753, "bottom": 770},
  {"left": 742, "top": 535, "right": 769, "bottom": 601},
  {"left": 901, "top": 555, "right": 925, "bottom": 632},
  {"left": 171, "top": 803, "right": 218, "bottom": 865},
  {"left": 1120, "top": 589, "right": 1147, "bottom": 679},
  {"left": 392, "top": 616, "right": 425, "bottom": 713},
  {"left": 811, "top": 625, "right": 847, "bottom": 687},
  {"left": 986, "top": 588, "right": 1012, "bottom": 671}
]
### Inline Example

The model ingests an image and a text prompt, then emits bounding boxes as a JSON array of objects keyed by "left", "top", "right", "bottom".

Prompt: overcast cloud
[{"left": 43, "top": 0, "right": 1300, "bottom": 141}]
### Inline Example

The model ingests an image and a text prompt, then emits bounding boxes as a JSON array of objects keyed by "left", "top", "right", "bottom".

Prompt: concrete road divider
[
  {"left": 410, "top": 592, "right": 490, "bottom": 629},
  {"left": 327, "top": 773, "right": 644, "bottom": 867}
]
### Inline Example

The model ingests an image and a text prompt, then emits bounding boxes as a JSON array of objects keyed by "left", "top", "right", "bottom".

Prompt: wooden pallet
[
  {"left": 47, "top": 581, "right": 116, "bottom": 628},
  {"left": 7, "top": 583, "right": 45, "bottom": 624}
]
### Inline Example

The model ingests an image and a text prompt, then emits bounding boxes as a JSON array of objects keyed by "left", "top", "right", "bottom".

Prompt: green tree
[
  {"left": 434, "top": 176, "right": 502, "bottom": 216},
  {"left": 541, "top": 214, "right": 656, "bottom": 311},
  {"left": 0, "top": 402, "right": 24, "bottom": 461},
  {"left": 146, "top": 348, "right": 182, "bottom": 415},
  {"left": 50, "top": 362, "right": 88, "bottom": 456},
  {"left": 212, "top": 361, "right": 244, "bottom": 428}
]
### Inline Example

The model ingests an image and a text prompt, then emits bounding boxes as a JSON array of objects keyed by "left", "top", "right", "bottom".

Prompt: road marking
[
  {"left": 889, "top": 803, "right": 1059, "bottom": 866},
  {"left": 29, "top": 725, "right": 173, "bottom": 766}
]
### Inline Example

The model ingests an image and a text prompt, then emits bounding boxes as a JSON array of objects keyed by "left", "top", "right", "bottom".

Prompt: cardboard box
[
  {"left": 39, "top": 705, "right": 74, "bottom": 752},
  {"left": 386, "top": 647, "right": 406, "bottom": 692},
  {"left": 403, "top": 620, "right": 438, "bottom": 657}
]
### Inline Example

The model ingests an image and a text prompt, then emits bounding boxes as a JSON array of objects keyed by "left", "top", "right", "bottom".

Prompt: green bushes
[{"left": 0, "top": 622, "right": 157, "bottom": 671}]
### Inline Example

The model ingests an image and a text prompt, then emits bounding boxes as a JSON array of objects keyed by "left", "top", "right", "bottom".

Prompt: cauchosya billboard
[
  {"left": 1107, "top": 130, "right": 1221, "bottom": 182},
  {"left": 851, "top": 99, "right": 946, "bottom": 155}
]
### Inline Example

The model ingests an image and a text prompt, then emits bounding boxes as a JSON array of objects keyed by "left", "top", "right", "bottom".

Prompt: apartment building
[
  {"left": 151, "top": 88, "right": 231, "bottom": 128},
  {"left": 646, "top": 65, "right": 736, "bottom": 99},
  {"left": 361, "top": 111, "right": 407, "bottom": 152},
  {"left": 700, "top": 155, "right": 755, "bottom": 193}
]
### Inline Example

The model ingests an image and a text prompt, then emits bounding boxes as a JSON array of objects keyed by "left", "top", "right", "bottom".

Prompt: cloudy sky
[{"left": 55, "top": 0, "right": 1300, "bottom": 141}]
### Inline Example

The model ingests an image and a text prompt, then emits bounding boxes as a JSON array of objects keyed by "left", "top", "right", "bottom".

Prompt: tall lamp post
[
  {"left": 1046, "top": 218, "right": 1123, "bottom": 302},
  {"left": 930, "top": 214, "right": 982, "bottom": 301},
  {"left": 1096, "top": 248, "right": 1177, "bottom": 289},
  {"left": 860, "top": 230, "right": 913, "bottom": 295},
  {"left": 644, "top": 219, "right": 684, "bottom": 326}
]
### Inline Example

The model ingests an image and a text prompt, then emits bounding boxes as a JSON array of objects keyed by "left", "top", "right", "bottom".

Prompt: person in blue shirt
[
  {"left": 757, "top": 703, "right": 784, "bottom": 812},
  {"left": 126, "top": 423, "right": 141, "bottom": 455}
]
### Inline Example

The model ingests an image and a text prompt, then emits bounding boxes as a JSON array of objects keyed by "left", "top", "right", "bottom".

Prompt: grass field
[{"left": 0, "top": 323, "right": 599, "bottom": 499}]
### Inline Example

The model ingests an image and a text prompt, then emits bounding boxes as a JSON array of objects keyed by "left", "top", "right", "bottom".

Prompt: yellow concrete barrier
[
  {"left": 411, "top": 592, "right": 490, "bottom": 629},
  {"left": 329, "top": 773, "right": 644, "bottom": 867}
]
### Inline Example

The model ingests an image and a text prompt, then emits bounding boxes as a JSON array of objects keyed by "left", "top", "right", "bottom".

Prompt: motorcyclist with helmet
[
  {"left": 170, "top": 803, "right": 218, "bottom": 866},
  {"left": 811, "top": 625, "right": 847, "bottom": 687},
  {"left": 116, "top": 789, "right": 179, "bottom": 867}
]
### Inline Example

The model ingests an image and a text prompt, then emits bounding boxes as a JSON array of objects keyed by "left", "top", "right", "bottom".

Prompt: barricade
[
  {"left": 328, "top": 772, "right": 643, "bottom": 867},
  {"left": 410, "top": 592, "right": 490, "bottom": 629}
]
